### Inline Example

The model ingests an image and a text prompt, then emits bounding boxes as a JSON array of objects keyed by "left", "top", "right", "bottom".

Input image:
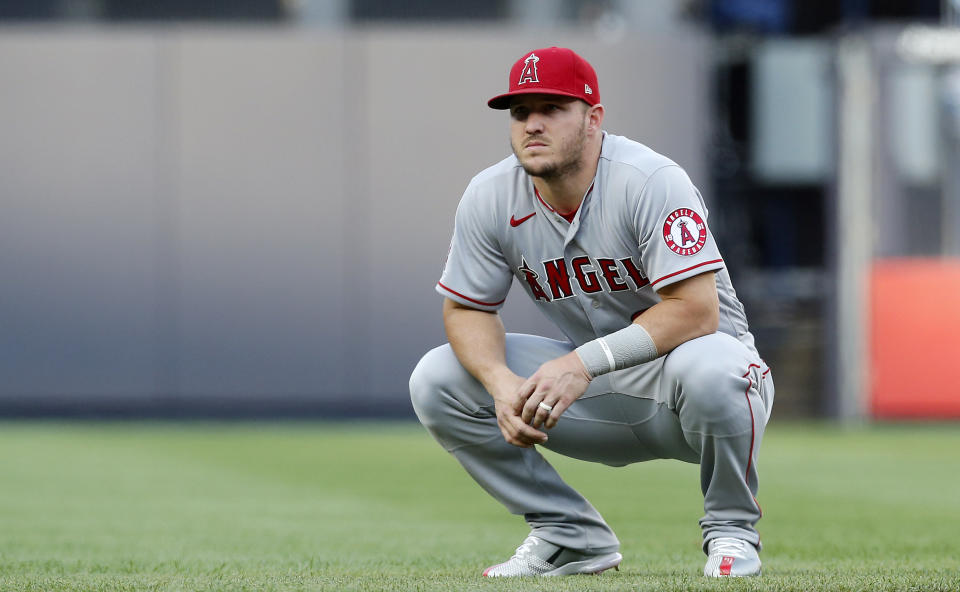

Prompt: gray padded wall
[
  {"left": 0, "top": 26, "right": 708, "bottom": 414},
  {"left": 173, "top": 33, "right": 349, "bottom": 402},
  {"left": 0, "top": 31, "right": 160, "bottom": 402}
]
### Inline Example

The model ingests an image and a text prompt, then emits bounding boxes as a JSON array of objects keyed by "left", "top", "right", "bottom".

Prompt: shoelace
[
  {"left": 710, "top": 538, "right": 751, "bottom": 558},
  {"left": 511, "top": 536, "right": 541, "bottom": 561}
]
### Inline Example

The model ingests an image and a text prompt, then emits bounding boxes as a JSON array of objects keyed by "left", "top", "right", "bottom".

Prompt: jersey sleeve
[
  {"left": 436, "top": 183, "right": 513, "bottom": 311},
  {"left": 634, "top": 165, "right": 725, "bottom": 291}
]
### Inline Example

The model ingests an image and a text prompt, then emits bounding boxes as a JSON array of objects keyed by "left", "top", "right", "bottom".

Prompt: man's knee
[
  {"left": 663, "top": 334, "right": 756, "bottom": 432},
  {"left": 410, "top": 344, "right": 452, "bottom": 425},
  {"left": 409, "top": 343, "right": 483, "bottom": 429}
]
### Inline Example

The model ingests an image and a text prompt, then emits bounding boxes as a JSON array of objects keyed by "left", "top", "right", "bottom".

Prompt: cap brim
[{"left": 487, "top": 88, "right": 591, "bottom": 110}]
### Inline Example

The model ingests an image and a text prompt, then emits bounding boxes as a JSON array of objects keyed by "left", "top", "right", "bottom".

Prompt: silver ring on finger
[{"left": 538, "top": 401, "right": 554, "bottom": 413}]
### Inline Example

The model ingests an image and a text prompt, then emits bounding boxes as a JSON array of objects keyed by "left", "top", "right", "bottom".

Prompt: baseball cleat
[
  {"left": 703, "top": 537, "right": 761, "bottom": 577},
  {"left": 481, "top": 535, "right": 622, "bottom": 577}
]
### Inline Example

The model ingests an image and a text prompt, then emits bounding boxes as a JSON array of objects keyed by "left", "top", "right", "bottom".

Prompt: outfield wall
[{"left": 0, "top": 26, "right": 709, "bottom": 416}]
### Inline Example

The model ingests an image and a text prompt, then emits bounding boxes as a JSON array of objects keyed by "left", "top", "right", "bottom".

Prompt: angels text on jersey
[{"left": 517, "top": 254, "right": 649, "bottom": 302}]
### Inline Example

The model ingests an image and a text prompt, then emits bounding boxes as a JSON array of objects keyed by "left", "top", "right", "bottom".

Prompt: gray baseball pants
[{"left": 409, "top": 332, "right": 774, "bottom": 555}]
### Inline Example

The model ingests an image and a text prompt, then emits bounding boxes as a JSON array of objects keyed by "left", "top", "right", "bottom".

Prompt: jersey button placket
[{"left": 566, "top": 242, "right": 605, "bottom": 336}]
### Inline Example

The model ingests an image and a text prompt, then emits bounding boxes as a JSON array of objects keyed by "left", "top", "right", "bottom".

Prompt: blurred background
[{"left": 1, "top": 0, "right": 958, "bottom": 422}]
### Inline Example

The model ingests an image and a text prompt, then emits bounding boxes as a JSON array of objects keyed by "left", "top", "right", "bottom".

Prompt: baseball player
[{"left": 409, "top": 46, "right": 774, "bottom": 578}]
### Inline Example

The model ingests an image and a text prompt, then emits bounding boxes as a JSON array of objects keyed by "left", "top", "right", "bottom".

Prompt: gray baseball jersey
[{"left": 437, "top": 132, "right": 758, "bottom": 395}]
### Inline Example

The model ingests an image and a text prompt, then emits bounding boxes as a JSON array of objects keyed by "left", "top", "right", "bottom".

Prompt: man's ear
[{"left": 587, "top": 104, "right": 605, "bottom": 132}]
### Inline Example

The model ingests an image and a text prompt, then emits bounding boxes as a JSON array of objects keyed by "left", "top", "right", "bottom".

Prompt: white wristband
[{"left": 575, "top": 324, "right": 659, "bottom": 379}]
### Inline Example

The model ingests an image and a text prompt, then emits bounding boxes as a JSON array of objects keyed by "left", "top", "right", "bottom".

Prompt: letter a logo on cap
[{"left": 518, "top": 53, "right": 540, "bottom": 85}]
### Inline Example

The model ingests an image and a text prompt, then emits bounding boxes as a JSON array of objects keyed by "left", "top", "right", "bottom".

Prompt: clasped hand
[{"left": 491, "top": 351, "right": 591, "bottom": 448}]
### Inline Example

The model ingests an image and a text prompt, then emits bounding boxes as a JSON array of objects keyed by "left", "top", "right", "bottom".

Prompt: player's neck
[{"left": 531, "top": 145, "right": 600, "bottom": 215}]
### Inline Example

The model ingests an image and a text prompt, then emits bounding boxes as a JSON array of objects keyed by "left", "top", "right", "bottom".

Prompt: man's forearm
[
  {"left": 443, "top": 299, "right": 548, "bottom": 446},
  {"left": 575, "top": 272, "right": 719, "bottom": 378},
  {"left": 443, "top": 299, "right": 516, "bottom": 392},
  {"left": 634, "top": 290, "right": 718, "bottom": 355}
]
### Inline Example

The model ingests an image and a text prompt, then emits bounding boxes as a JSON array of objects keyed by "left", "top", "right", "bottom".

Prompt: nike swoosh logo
[{"left": 510, "top": 212, "right": 536, "bottom": 227}]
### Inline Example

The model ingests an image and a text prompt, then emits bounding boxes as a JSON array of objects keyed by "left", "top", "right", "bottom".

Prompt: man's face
[{"left": 509, "top": 95, "right": 590, "bottom": 180}]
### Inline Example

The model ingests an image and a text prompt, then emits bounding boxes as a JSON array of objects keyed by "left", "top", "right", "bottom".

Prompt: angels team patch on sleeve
[{"left": 662, "top": 208, "right": 707, "bottom": 256}]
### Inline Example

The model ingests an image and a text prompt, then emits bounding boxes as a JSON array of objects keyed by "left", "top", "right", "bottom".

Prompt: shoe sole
[
  {"left": 543, "top": 552, "right": 623, "bottom": 576},
  {"left": 705, "top": 567, "right": 761, "bottom": 578},
  {"left": 706, "top": 570, "right": 761, "bottom": 578},
  {"left": 704, "top": 557, "right": 761, "bottom": 577}
]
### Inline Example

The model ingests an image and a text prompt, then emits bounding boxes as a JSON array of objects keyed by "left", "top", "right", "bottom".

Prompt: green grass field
[{"left": 0, "top": 421, "right": 957, "bottom": 591}]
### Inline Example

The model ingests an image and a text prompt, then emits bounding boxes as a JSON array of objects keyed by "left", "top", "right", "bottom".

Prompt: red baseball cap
[{"left": 488, "top": 46, "right": 600, "bottom": 110}]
